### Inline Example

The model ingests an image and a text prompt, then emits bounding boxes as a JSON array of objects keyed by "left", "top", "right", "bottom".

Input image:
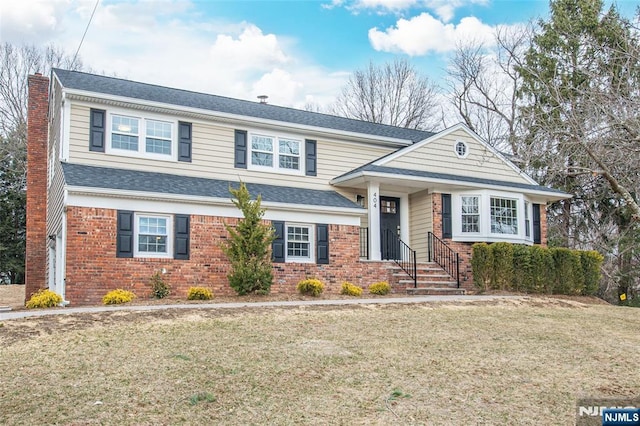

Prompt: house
[{"left": 25, "top": 70, "right": 570, "bottom": 305}]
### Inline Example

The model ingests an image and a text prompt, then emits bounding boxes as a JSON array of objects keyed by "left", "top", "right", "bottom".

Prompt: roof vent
[{"left": 257, "top": 95, "right": 268, "bottom": 104}]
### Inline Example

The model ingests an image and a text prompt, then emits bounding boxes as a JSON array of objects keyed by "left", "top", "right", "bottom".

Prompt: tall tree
[
  {"left": 447, "top": 25, "right": 533, "bottom": 155},
  {"left": 330, "top": 58, "right": 442, "bottom": 131},
  {"left": 0, "top": 43, "right": 83, "bottom": 283},
  {"left": 517, "top": 0, "right": 640, "bottom": 297}
]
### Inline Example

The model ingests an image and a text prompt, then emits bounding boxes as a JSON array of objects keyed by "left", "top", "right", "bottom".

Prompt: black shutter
[
  {"left": 272, "top": 221, "right": 285, "bottom": 263},
  {"left": 178, "top": 122, "right": 192, "bottom": 162},
  {"left": 174, "top": 214, "right": 190, "bottom": 260},
  {"left": 116, "top": 210, "right": 134, "bottom": 258},
  {"left": 441, "top": 194, "right": 452, "bottom": 239},
  {"left": 235, "top": 130, "right": 248, "bottom": 168},
  {"left": 532, "top": 204, "right": 541, "bottom": 244},
  {"left": 305, "top": 139, "right": 317, "bottom": 176},
  {"left": 316, "top": 224, "right": 329, "bottom": 264},
  {"left": 89, "top": 108, "right": 106, "bottom": 152}
]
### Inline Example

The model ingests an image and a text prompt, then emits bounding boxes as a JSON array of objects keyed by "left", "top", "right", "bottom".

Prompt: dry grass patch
[
  {"left": 0, "top": 284, "right": 25, "bottom": 309},
  {"left": 0, "top": 298, "right": 638, "bottom": 425}
]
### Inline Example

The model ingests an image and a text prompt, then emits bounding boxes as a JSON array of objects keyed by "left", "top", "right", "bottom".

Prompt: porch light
[{"left": 356, "top": 194, "right": 365, "bottom": 207}]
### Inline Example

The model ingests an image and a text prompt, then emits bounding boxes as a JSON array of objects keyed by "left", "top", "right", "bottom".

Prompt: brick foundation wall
[
  {"left": 25, "top": 74, "right": 50, "bottom": 299},
  {"left": 64, "top": 207, "right": 395, "bottom": 305}
]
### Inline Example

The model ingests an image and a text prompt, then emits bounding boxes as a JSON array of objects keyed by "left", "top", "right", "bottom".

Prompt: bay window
[
  {"left": 490, "top": 197, "right": 518, "bottom": 235},
  {"left": 453, "top": 192, "right": 533, "bottom": 243},
  {"left": 461, "top": 196, "right": 480, "bottom": 233}
]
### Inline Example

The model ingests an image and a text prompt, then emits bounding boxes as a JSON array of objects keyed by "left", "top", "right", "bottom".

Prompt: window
[
  {"left": 278, "top": 138, "right": 300, "bottom": 170},
  {"left": 251, "top": 135, "right": 274, "bottom": 166},
  {"left": 287, "top": 224, "right": 313, "bottom": 261},
  {"left": 109, "top": 113, "right": 174, "bottom": 158},
  {"left": 135, "top": 214, "right": 171, "bottom": 257},
  {"left": 112, "top": 115, "right": 139, "bottom": 151},
  {"left": 461, "top": 196, "right": 480, "bottom": 233},
  {"left": 381, "top": 199, "right": 397, "bottom": 214},
  {"left": 146, "top": 120, "right": 172, "bottom": 155},
  {"left": 525, "top": 201, "right": 531, "bottom": 238},
  {"left": 491, "top": 197, "right": 518, "bottom": 235},
  {"left": 250, "top": 133, "right": 302, "bottom": 172},
  {"left": 454, "top": 140, "right": 468, "bottom": 158}
]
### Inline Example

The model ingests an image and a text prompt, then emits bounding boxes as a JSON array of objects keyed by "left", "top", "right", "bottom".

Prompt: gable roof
[
  {"left": 61, "top": 163, "right": 363, "bottom": 210},
  {"left": 331, "top": 164, "right": 571, "bottom": 200},
  {"left": 375, "top": 123, "right": 537, "bottom": 185},
  {"left": 52, "top": 68, "right": 434, "bottom": 144}
]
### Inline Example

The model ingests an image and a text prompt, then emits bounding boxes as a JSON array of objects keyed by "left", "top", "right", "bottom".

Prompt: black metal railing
[
  {"left": 427, "top": 232, "right": 460, "bottom": 288},
  {"left": 383, "top": 229, "right": 417, "bottom": 287},
  {"left": 359, "top": 227, "right": 369, "bottom": 259}
]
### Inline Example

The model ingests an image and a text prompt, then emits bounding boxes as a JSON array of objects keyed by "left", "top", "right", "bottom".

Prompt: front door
[{"left": 380, "top": 196, "right": 400, "bottom": 260}]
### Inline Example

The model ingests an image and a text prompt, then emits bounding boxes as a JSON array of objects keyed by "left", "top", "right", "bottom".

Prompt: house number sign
[{"left": 373, "top": 192, "right": 378, "bottom": 208}]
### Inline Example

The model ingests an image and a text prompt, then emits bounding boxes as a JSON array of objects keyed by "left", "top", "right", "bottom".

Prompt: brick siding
[
  {"left": 64, "top": 207, "right": 397, "bottom": 305},
  {"left": 25, "top": 74, "right": 50, "bottom": 299}
]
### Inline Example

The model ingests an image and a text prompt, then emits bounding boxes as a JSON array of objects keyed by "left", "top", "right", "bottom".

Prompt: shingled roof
[
  {"left": 53, "top": 69, "right": 434, "bottom": 143},
  {"left": 333, "top": 164, "right": 570, "bottom": 196},
  {"left": 62, "top": 163, "right": 363, "bottom": 209}
]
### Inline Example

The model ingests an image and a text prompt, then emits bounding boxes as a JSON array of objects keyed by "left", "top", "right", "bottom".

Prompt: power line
[{"left": 71, "top": 0, "right": 100, "bottom": 69}]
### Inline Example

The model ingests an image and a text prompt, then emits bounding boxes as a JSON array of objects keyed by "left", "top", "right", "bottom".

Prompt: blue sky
[{"left": 2, "top": 0, "right": 638, "bottom": 109}]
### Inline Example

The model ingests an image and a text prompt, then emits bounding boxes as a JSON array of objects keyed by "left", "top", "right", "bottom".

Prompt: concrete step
[
  {"left": 398, "top": 278, "right": 458, "bottom": 287},
  {"left": 406, "top": 287, "right": 466, "bottom": 296},
  {"left": 393, "top": 273, "right": 452, "bottom": 279}
]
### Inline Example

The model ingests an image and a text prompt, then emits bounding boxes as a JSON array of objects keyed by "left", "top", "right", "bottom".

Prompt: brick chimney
[{"left": 25, "top": 73, "right": 50, "bottom": 300}]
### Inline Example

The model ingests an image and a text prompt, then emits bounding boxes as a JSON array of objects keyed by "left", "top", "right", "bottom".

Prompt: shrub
[
  {"left": 187, "top": 287, "right": 214, "bottom": 300},
  {"left": 580, "top": 250, "right": 603, "bottom": 296},
  {"left": 471, "top": 243, "right": 492, "bottom": 291},
  {"left": 221, "top": 182, "right": 275, "bottom": 295},
  {"left": 26, "top": 289, "right": 62, "bottom": 309},
  {"left": 551, "top": 248, "right": 583, "bottom": 295},
  {"left": 491, "top": 242, "right": 513, "bottom": 290},
  {"left": 150, "top": 271, "right": 170, "bottom": 299},
  {"left": 102, "top": 289, "right": 136, "bottom": 305},
  {"left": 369, "top": 281, "right": 391, "bottom": 295},
  {"left": 511, "top": 244, "right": 533, "bottom": 292},
  {"left": 297, "top": 278, "right": 325, "bottom": 296},
  {"left": 340, "top": 282, "right": 363, "bottom": 296},
  {"left": 529, "top": 245, "right": 554, "bottom": 293}
]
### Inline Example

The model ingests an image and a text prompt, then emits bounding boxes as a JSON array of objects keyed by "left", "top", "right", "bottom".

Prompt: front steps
[{"left": 386, "top": 263, "right": 466, "bottom": 296}]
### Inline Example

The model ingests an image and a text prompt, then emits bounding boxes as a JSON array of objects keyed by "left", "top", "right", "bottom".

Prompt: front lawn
[{"left": 1, "top": 297, "right": 638, "bottom": 425}]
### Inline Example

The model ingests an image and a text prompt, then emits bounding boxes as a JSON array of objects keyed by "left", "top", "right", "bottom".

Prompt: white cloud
[
  {"left": 0, "top": 0, "right": 75, "bottom": 43},
  {"left": 0, "top": 0, "right": 348, "bottom": 109},
  {"left": 251, "top": 69, "right": 303, "bottom": 106},
  {"left": 423, "top": 0, "right": 489, "bottom": 22},
  {"left": 342, "top": 0, "right": 489, "bottom": 22},
  {"left": 369, "top": 13, "right": 499, "bottom": 55}
]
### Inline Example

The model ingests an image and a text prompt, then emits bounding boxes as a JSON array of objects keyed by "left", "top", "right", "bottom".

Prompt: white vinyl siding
[
  {"left": 384, "top": 128, "right": 531, "bottom": 184},
  {"left": 409, "top": 190, "right": 432, "bottom": 263},
  {"left": 67, "top": 103, "right": 396, "bottom": 191}
]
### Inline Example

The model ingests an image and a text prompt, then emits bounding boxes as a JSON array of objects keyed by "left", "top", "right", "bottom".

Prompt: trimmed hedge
[{"left": 471, "top": 243, "right": 603, "bottom": 295}]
